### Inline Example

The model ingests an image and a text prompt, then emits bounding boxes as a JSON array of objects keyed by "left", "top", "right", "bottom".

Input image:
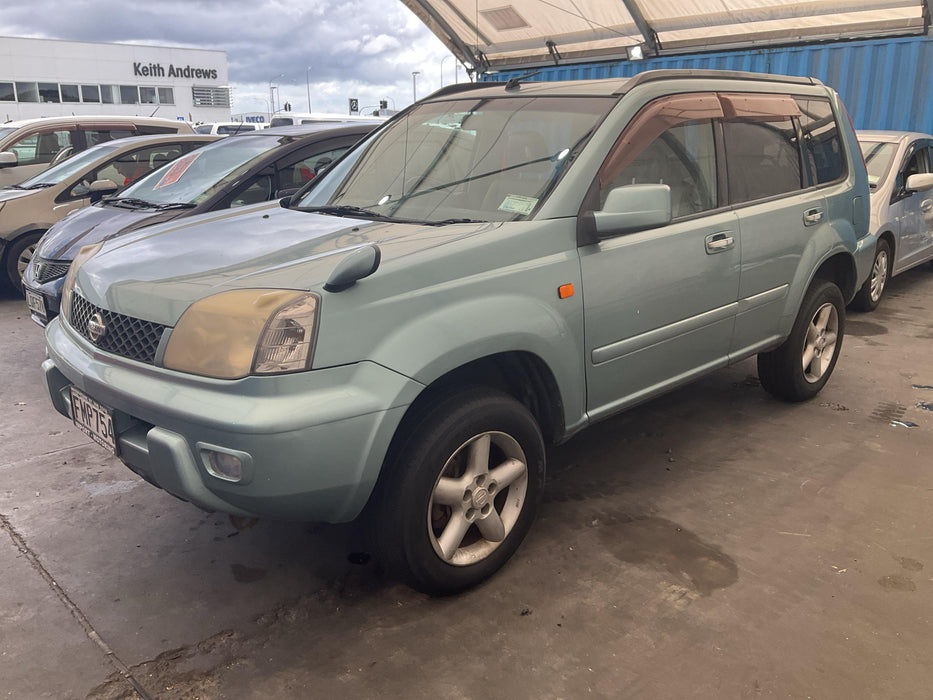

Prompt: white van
[
  {"left": 0, "top": 115, "right": 194, "bottom": 187},
  {"left": 268, "top": 112, "right": 385, "bottom": 128},
  {"left": 193, "top": 122, "right": 266, "bottom": 136}
]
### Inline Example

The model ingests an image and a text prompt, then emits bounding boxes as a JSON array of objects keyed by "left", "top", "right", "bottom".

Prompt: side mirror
[
  {"left": 88, "top": 178, "right": 119, "bottom": 203},
  {"left": 586, "top": 184, "right": 672, "bottom": 240},
  {"left": 324, "top": 244, "right": 381, "bottom": 292},
  {"left": 277, "top": 187, "right": 300, "bottom": 199},
  {"left": 906, "top": 173, "right": 933, "bottom": 193},
  {"left": 0, "top": 151, "right": 18, "bottom": 168}
]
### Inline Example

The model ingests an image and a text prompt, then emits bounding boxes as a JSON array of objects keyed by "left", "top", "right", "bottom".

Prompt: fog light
[{"left": 206, "top": 450, "right": 243, "bottom": 481}]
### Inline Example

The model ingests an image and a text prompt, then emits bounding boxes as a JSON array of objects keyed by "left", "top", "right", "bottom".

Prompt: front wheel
[
  {"left": 374, "top": 388, "right": 545, "bottom": 595},
  {"left": 851, "top": 239, "right": 890, "bottom": 312},
  {"left": 4, "top": 232, "right": 42, "bottom": 292},
  {"left": 758, "top": 280, "right": 845, "bottom": 402}
]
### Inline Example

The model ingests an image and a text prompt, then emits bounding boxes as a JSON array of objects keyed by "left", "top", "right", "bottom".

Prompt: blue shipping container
[{"left": 481, "top": 35, "right": 933, "bottom": 133}]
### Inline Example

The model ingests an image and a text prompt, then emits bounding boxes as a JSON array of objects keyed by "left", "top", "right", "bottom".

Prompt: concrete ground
[{"left": 2, "top": 266, "right": 932, "bottom": 700}]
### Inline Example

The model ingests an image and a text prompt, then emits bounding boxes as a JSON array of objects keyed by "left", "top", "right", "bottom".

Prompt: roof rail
[
  {"left": 615, "top": 69, "right": 821, "bottom": 94},
  {"left": 421, "top": 81, "right": 506, "bottom": 100}
]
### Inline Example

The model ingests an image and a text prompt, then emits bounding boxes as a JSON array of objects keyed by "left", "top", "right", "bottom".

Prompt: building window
[
  {"left": 139, "top": 86, "right": 157, "bottom": 104},
  {"left": 158, "top": 87, "right": 174, "bottom": 105},
  {"left": 192, "top": 86, "right": 231, "bottom": 108},
  {"left": 100, "top": 85, "right": 116, "bottom": 104},
  {"left": 16, "top": 82, "right": 39, "bottom": 102},
  {"left": 119, "top": 85, "right": 139, "bottom": 104},
  {"left": 0, "top": 82, "right": 14, "bottom": 101},
  {"left": 38, "top": 82, "right": 60, "bottom": 103},
  {"left": 61, "top": 84, "right": 80, "bottom": 103},
  {"left": 81, "top": 85, "right": 100, "bottom": 103}
]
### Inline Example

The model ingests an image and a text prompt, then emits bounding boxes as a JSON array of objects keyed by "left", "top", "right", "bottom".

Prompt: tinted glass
[
  {"left": 69, "top": 143, "right": 189, "bottom": 198},
  {"left": 158, "top": 87, "right": 174, "bottom": 105},
  {"left": 140, "top": 87, "right": 157, "bottom": 104},
  {"left": 38, "top": 82, "right": 60, "bottom": 103},
  {"left": 18, "top": 139, "right": 123, "bottom": 186},
  {"left": 797, "top": 98, "right": 844, "bottom": 186},
  {"left": 120, "top": 85, "right": 138, "bottom": 104},
  {"left": 0, "top": 82, "right": 14, "bottom": 101},
  {"left": 724, "top": 118, "right": 801, "bottom": 203},
  {"left": 100, "top": 85, "right": 116, "bottom": 104},
  {"left": 61, "top": 84, "right": 80, "bottom": 103},
  {"left": 299, "top": 96, "right": 614, "bottom": 222},
  {"left": 81, "top": 85, "right": 100, "bottom": 103},
  {"left": 859, "top": 141, "right": 897, "bottom": 188},
  {"left": 16, "top": 82, "right": 38, "bottom": 102},
  {"left": 119, "top": 135, "right": 282, "bottom": 205}
]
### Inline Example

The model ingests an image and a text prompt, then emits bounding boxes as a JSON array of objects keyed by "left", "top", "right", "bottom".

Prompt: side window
[
  {"left": 720, "top": 93, "right": 801, "bottom": 204},
  {"left": 67, "top": 144, "right": 185, "bottom": 198},
  {"left": 84, "top": 129, "right": 135, "bottom": 147},
  {"left": 281, "top": 145, "right": 352, "bottom": 189},
  {"left": 796, "top": 98, "right": 844, "bottom": 186},
  {"left": 227, "top": 173, "right": 274, "bottom": 208},
  {"left": 8, "top": 129, "right": 74, "bottom": 166},
  {"left": 598, "top": 93, "right": 722, "bottom": 218}
]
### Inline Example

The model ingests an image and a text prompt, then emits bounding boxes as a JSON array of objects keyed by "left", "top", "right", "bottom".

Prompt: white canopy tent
[{"left": 401, "top": 0, "right": 929, "bottom": 73}]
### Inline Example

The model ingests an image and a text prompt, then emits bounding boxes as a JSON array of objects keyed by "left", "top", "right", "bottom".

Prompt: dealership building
[{"left": 0, "top": 36, "right": 231, "bottom": 124}]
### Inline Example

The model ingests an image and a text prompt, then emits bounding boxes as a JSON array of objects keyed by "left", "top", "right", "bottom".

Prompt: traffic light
[{"left": 380, "top": 100, "right": 388, "bottom": 110}]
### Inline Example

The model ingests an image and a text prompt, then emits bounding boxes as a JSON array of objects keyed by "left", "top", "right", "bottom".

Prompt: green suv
[{"left": 43, "top": 70, "right": 872, "bottom": 594}]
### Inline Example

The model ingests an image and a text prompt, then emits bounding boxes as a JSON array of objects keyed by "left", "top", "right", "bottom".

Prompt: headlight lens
[
  {"left": 163, "top": 289, "right": 319, "bottom": 379},
  {"left": 61, "top": 243, "right": 103, "bottom": 324}
]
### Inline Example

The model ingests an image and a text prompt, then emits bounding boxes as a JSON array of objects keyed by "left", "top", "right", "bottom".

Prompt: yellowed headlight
[
  {"left": 163, "top": 289, "right": 318, "bottom": 379},
  {"left": 61, "top": 242, "right": 103, "bottom": 325}
]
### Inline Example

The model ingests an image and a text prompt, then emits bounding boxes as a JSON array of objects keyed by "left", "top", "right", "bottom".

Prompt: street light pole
[
  {"left": 269, "top": 72, "right": 284, "bottom": 118},
  {"left": 306, "top": 66, "right": 312, "bottom": 113},
  {"left": 440, "top": 55, "right": 453, "bottom": 86},
  {"left": 412, "top": 71, "right": 420, "bottom": 103}
]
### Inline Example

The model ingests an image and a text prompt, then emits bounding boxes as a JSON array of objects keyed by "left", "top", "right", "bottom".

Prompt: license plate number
[
  {"left": 25, "top": 288, "right": 46, "bottom": 318},
  {"left": 70, "top": 387, "right": 118, "bottom": 455}
]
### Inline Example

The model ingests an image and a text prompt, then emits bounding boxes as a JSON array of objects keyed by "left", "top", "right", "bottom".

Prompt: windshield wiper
[
  {"left": 3, "top": 184, "right": 27, "bottom": 190},
  {"left": 24, "top": 182, "right": 55, "bottom": 189},
  {"left": 424, "top": 218, "right": 487, "bottom": 226},
  {"left": 103, "top": 197, "right": 158, "bottom": 209},
  {"left": 154, "top": 202, "right": 197, "bottom": 210},
  {"left": 302, "top": 205, "right": 383, "bottom": 218}
]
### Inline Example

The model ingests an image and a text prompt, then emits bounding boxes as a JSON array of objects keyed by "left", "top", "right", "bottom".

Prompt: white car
[
  {"left": 855, "top": 130, "right": 933, "bottom": 310},
  {"left": 193, "top": 122, "right": 265, "bottom": 135}
]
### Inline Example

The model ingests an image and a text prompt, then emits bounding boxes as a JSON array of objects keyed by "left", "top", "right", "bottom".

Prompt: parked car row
[{"left": 34, "top": 69, "right": 886, "bottom": 595}]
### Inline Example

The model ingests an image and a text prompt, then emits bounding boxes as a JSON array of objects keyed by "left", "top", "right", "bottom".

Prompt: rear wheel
[
  {"left": 851, "top": 238, "right": 890, "bottom": 312},
  {"left": 758, "top": 280, "right": 845, "bottom": 402},
  {"left": 374, "top": 388, "right": 545, "bottom": 595},
  {"left": 4, "top": 232, "right": 42, "bottom": 292}
]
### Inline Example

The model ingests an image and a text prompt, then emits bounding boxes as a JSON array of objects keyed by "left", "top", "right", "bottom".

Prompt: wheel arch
[{"left": 812, "top": 250, "right": 858, "bottom": 303}]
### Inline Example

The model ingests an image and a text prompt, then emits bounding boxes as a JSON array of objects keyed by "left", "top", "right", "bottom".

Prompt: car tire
[
  {"left": 850, "top": 238, "right": 890, "bottom": 312},
  {"left": 4, "top": 232, "right": 43, "bottom": 292},
  {"left": 758, "top": 280, "right": 845, "bottom": 402},
  {"left": 374, "top": 388, "right": 545, "bottom": 595}
]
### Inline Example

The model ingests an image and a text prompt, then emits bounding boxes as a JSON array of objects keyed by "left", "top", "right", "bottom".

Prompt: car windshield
[
  {"left": 297, "top": 96, "right": 614, "bottom": 223},
  {"left": 860, "top": 140, "right": 898, "bottom": 187},
  {"left": 15, "top": 140, "right": 123, "bottom": 187},
  {"left": 117, "top": 134, "right": 282, "bottom": 205}
]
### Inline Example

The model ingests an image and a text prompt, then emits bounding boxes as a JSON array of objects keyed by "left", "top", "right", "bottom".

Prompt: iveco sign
[{"left": 134, "top": 62, "right": 219, "bottom": 80}]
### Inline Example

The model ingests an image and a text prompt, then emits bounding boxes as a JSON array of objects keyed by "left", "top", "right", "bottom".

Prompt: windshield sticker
[
  {"left": 498, "top": 194, "right": 538, "bottom": 215},
  {"left": 153, "top": 151, "right": 201, "bottom": 190}
]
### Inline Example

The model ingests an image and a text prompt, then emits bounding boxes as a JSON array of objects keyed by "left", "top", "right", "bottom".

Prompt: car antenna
[{"left": 505, "top": 71, "right": 540, "bottom": 91}]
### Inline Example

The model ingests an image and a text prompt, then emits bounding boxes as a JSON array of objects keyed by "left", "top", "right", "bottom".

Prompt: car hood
[
  {"left": 0, "top": 186, "right": 39, "bottom": 205},
  {"left": 37, "top": 204, "right": 183, "bottom": 260},
  {"left": 74, "top": 202, "right": 495, "bottom": 325}
]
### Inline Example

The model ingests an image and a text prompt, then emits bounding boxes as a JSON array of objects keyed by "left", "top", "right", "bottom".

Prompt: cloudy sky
[{"left": 0, "top": 0, "right": 468, "bottom": 116}]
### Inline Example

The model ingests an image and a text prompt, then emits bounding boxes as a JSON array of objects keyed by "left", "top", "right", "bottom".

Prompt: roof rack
[
  {"left": 421, "top": 81, "right": 505, "bottom": 101},
  {"left": 615, "top": 69, "right": 820, "bottom": 95}
]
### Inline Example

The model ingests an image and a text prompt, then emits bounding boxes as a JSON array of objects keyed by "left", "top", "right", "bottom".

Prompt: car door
[
  {"left": 725, "top": 94, "right": 836, "bottom": 357},
  {"left": 890, "top": 143, "right": 933, "bottom": 272},
  {"left": 580, "top": 93, "right": 741, "bottom": 420},
  {"left": 0, "top": 124, "right": 77, "bottom": 187}
]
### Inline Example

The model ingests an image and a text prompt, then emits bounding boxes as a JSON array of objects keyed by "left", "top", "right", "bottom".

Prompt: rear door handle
[
  {"left": 705, "top": 231, "right": 735, "bottom": 254},
  {"left": 804, "top": 208, "right": 824, "bottom": 226}
]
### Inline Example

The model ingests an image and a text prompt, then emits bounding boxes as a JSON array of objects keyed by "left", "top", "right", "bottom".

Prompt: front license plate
[
  {"left": 24, "top": 288, "right": 47, "bottom": 319},
  {"left": 70, "top": 387, "right": 118, "bottom": 455}
]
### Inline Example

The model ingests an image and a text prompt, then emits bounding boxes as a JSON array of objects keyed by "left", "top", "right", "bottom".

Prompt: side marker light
[{"left": 558, "top": 283, "right": 575, "bottom": 299}]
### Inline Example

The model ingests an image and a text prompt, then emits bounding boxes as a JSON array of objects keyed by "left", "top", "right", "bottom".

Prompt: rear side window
[
  {"left": 136, "top": 125, "right": 180, "bottom": 135},
  {"left": 720, "top": 93, "right": 802, "bottom": 204},
  {"left": 796, "top": 98, "right": 844, "bottom": 186}
]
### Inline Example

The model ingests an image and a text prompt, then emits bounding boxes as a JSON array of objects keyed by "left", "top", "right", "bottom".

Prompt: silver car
[{"left": 855, "top": 131, "right": 933, "bottom": 310}]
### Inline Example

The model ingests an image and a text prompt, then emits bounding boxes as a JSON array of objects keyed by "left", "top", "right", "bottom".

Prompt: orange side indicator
[{"left": 558, "top": 283, "right": 575, "bottom": 299}]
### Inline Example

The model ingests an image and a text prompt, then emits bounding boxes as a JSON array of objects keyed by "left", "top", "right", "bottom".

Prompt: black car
[{"left": 23, "top": 122, "right": 379, "bottom": 324}]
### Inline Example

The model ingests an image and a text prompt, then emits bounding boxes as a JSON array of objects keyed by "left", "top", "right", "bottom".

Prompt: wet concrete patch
[
  {"left": 878, "top": 574, "right": 916, "bottom": 592},
  {"left": 596, "top": 515, "right": 738, "bottom": 596},
  {"left": 846, "top": 320, "right": 889, "bottom": 337},
  {"left": 870, "top": 402, "right": 906, "bottom": 423}
]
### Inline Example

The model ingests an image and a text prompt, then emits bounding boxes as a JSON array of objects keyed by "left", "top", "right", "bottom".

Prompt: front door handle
[
  {"left": 804, "top": 208, "right": 824, "bottom": 226},
  {"left": 705, "top": 231, "right": 735, "bottom": 254},
  {"left": 920, "top": 199, "right": 933, "bottom": 213}
]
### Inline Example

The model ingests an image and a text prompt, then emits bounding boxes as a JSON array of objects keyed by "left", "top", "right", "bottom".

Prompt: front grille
[
  {"left": 34, "top": 258, "right": 72, "bottom": 284},
  {"left": 70, "top": 294, "right": 166, "bottom": 364}
]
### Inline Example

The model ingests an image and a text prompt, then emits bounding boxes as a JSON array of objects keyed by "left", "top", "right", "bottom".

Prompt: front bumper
[
  {"left": 44, "top": 318, "right": 423, "bottom": 522},
  {"left": 21, "top": 259, "right": 65, "bottom": 326}
]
